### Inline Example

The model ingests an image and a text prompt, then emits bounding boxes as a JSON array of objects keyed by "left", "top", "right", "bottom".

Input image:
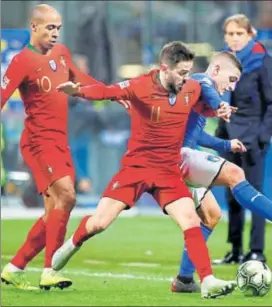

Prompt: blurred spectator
[
  {"left": 215, "top": 14, "right": 272, "bottom": 264},
  {"left": 256, "top": 1, "right": 272, "bottom": 29},
  {"left": 68, "top": 55, "right": 100, "bottom": 194},
  {"left": 77, "top": 178, "right": 93, "bottom": 194},
  {"left": 1, "top": 124, "right": 6, "bottom": 195},
  {"left": 75, "top": 3, "right": 113, "bottom": 84}
]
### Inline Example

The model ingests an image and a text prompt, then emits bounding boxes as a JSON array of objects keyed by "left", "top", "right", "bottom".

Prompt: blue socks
[
  {"left": 232, "top": 180, "right": 272, "bottom": 221},
  {"left": 179, "top": 223, "right": 212, "bottom": 278},
  {"left": 178, "top": 180, "right": 272, "bottom": 279}
]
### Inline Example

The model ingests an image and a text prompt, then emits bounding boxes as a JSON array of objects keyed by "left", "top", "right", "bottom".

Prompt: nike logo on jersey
[
  {"left": 35, "top": 68, "right": 42, "bottom": 72},
  {"left": 150, "top": 95, "right": 163, "bottom": 100},
  {"left": 251, "top": 192, "right": 262, "bottom": 202},
  {"left": 112, "top": 181, "right": 120, "bottom": 190}
]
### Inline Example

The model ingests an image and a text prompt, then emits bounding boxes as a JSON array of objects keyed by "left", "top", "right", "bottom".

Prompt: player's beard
[{"left": 168, "top": 83, "right": 178, "bottom": 95}]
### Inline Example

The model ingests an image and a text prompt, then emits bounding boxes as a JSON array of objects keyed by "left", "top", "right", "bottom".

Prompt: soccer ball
[{"left": 237, "top": 260, "right": 272, "bottom": 297}]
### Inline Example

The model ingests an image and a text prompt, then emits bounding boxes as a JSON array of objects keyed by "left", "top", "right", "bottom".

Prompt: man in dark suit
[{"left": 215, "top": 14, "right": 272, "bottom": 264}]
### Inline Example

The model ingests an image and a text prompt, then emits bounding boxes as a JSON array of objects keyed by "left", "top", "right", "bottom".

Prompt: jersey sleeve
[
  {"left": 200, "top": 81, "right": 222, "bottom": 110},
  {"left": 197, "top": 130, "right": 231, "bottom": 152},
  {"left": 78, "top": 80, "right": 135, "bottom": 102},
  {"left": 62, "top": 45, "right": 102, "bottom": 86},
  {"left": 193, "top": 101, "right": 217, "bottom": 117},
  {"left": 1, "top": 54, "right": 27, "bottom": 109}
]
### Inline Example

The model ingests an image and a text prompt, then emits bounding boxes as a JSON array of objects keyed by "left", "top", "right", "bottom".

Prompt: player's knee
[
  {"left": 207, "top": 208, "right": 222, "bottom": 229},
  {"left": 182, "top": 210, "right": 201, "bottom": 230},
  {"left": 198, "top": 205, "right": 221, "bottom": 229},
  {"left": 224, "top": 162, "right": 245, "bottom": 188},
  {"left": 57, "top": 189, "right": 76, "bottom": 211}
]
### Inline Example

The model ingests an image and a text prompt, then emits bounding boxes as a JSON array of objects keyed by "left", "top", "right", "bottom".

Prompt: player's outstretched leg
[
  {"left": 165, "top": 197, "right": 236, "bottom": 298},
  {"left": 1, "top": 195, "right": 54, "bottom": 290},
  {"left": 214, "top": 162, "right": 272, "bottom": 222},
  {"left": 172, "top": 191, "right": 221, "bottom": 293},
  {"left": 52, "top": 197, "right": 127, "bottom": 271},
  {"left": 1, "top": 217, "right": 45, "bottom": 290},
  {"left": 39, "top": 176, "right": 76, "bottom": 291}
]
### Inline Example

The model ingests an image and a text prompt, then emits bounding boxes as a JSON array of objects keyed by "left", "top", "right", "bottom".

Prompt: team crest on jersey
[
  {"left": 49, "top": 60, "right": 57, "bottom": 71},
  {"left": 60, "top": 56, "right": 66, "bottom": 68},
  {"left": 168, "top": 93, "right": 177, "bottom": 106}
]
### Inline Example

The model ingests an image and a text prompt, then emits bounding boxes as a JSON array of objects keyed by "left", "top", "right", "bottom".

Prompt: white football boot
[{"left": 201, "top": 275, "right": 237, "bottom": 298}]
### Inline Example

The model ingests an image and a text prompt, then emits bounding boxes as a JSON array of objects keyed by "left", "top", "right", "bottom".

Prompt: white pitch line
[
  {"left": 2, "top": 255, "right": 176, "bottom": 270},
  {"left": 25, "top": 267, "right": 174, "bottom": 282},
  {"left": 84, "top": 259, "right": 160, "bottom": 268},
  {"left": 84, "top": 260, "right": 108, "bottom": 265},
  {"left": 1, "top": 255, "right": 14, "bottom": 260},
  {"left": 120, "top": 262, "right": 160, "bottom": 268}
]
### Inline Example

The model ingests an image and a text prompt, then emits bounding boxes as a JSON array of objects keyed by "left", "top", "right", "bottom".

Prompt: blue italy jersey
[{"left": 183, "top": 73, "right": 231, "bottom": 152}]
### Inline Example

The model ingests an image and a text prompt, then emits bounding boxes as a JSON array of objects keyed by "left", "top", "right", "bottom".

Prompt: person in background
[
  {"left": 215, "top": 14, "right": 272, "bottom": 264},
  {"left": 68, "top": 54, "right": 95, "bottom": 194},
  {"left": 1, "top": 124, "right": 6, "bottom": 195}
]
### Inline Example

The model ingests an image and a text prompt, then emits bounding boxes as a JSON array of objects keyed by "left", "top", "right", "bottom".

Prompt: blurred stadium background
[{"left": 1, "top": 0, "right": 272, "bottom": 219}]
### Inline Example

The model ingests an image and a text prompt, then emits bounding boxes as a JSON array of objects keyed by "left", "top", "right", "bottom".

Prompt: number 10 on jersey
[{"left": 36, "top": 76, "right": 52, "bottom": 93}]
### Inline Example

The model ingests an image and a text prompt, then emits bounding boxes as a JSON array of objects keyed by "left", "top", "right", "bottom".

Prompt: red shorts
[
  {"left": 102, "top": 165, "right": 192, "bottom": 211},
  {"left": 21, "top": 144, "right": 75, "bottom": 194}
]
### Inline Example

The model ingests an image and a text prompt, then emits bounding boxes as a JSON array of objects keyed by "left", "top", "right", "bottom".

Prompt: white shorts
[
  {"left": 181, "top": 147, "right": 226, "bottom": 209},
  {"left": 181, "top": 147, "right": 226, "bottom": 188},
  {"left": 190, "top": 187, "right": 209, "bottom": 210}
]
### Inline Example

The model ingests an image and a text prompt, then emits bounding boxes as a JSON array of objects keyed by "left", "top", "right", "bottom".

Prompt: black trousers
[{"left": 222, "top": 149, "right": 267, "bottom": 253}]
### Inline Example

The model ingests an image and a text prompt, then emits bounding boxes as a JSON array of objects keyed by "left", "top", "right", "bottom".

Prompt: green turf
[{"left": 1, "top": 217, "right": 272, "bottom": 306}]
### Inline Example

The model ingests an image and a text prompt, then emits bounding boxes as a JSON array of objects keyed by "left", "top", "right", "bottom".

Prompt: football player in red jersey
[
  {"left": 0, "top": 4, "right": 105, "bottom": 290},
  {"left": 52, "top": 41, "right": 236, "bottom": 299}
]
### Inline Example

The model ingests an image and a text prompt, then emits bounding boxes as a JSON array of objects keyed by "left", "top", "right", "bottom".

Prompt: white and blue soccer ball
[{"left": 237, "top": 260, "right": 271, "bottom": 297}]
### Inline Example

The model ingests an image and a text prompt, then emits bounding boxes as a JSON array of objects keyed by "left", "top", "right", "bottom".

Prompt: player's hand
[
  {"left": 56, "top": 81, "right": 81, "bottom": 95},
  {"left": 117, "top": 100, "right": 131, "bottom": 109},
  {"left": 230, "top": 139, "right": 247, "bottom": 153},
  {"left": 217, "top": 102, "right": 233, "bottom": 122}
]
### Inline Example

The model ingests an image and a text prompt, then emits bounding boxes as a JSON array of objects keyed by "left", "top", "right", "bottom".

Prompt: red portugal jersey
[
  {"left": 1, "top": 43, "right": 100, "bottom": 150},
  {"left": 77, "top": 69, "right": 202, "bottom": 169}
]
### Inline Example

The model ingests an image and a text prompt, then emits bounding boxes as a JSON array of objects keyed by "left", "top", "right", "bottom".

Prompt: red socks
[
  {"left": 72, "top": 215, "right": 92, "bottom": 246},
  {"left": 44, "top": 209, "right": 70, "bottom": 268},
  {"left": 11, "top": 217, "right": 46, "bottom": 269},
  {"left": 184, "top": 227, "right": 213, "bottom": 282}
]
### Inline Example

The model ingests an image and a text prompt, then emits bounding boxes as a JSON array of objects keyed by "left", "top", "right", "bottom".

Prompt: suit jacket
[{"left": 216, "top": 41, "right": 272, "bottom": 154}]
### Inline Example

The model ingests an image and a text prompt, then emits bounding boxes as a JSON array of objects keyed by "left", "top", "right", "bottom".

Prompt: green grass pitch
[{"left": 1, "top": 216, "right": 271, "bottom": 306}]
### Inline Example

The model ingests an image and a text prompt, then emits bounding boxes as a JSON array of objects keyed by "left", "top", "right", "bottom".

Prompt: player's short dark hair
[
  {"left": 219, "top": 51, "right": 243, "bottom": 73},
  {"left": 159, "top": 41, "right": 195, "bottom": 68}
]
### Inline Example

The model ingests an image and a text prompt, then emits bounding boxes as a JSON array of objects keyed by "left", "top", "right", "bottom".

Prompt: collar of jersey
[
  {"left": 151, "top": 69, "right": 168, "bottom": 94},
  {"left": 27, "top": 43, "right": 42, "bottom": 54}
]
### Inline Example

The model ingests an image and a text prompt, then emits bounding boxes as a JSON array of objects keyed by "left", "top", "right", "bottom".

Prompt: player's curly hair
[{"left": 159, "top": 41, "right": 195, "bottom": 68}]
